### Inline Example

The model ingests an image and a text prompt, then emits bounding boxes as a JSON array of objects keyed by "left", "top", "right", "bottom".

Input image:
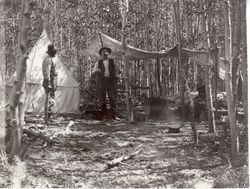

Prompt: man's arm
[
  {"left": 43, "top": 57, "right": 51, "bottom": 80},
  {"left": 92, "top": 61, "right": 100, "bottom": 74},
  {"left": 53, "top": 60, "right": 58, "bottom": 76}
]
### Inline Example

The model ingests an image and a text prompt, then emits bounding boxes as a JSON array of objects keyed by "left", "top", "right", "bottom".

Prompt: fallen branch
[
  {"left": 23, "top": 128, "right": 90, "bottom": 151},
  {"left": 116, "top": 112, "right": 127, "bottom": 119},
  {"left": 104, "top": 149, "right": 141, "bottom": 170},
  {"left": 23, "top": 128, "right": 60, "bottom": 144}
]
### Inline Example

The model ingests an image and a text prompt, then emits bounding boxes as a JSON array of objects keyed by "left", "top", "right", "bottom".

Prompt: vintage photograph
[{"left": 0, "top": 0, "right": 248, "bottom": 188}]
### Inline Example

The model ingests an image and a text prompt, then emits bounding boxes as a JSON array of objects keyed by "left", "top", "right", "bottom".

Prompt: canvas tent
[{"left": 6, "top": 29, "right": 80, "bottom": 113}]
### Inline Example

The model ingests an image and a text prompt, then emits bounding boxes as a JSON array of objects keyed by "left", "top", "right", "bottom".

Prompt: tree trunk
[
  {"left": 240, "top": 0, "right": 247, "bottom": 125},
  {"left": 154, "top": 0, "right": 162, "bottom": 97},
  {"left": 214, "top": 45, "right": 220, "bottom": 116},
  {"left": 0, "top": 0, "right": 6, "bottom": 84},
  {"left": 184, "top": 73, "right": 198, "bottom": 144},
  {"left": 174, "top": 58, "right": 178, "bottom": 94},
  {"left": 147, "top": 61, "right": 152, "bottom": 97},
  {"left": 7, "top": 0, "right": 32, "bottom": 162},
  {"left": 121, "top": 4, "right": 133, "bottom": 123},
  {"left": 156, "top": 58, "right": 162, "bottom": 96},
  {"left": 231, "top": 0, "right": 241, "bottom": 105},
  {"left": 201, "top": 0, "right": 216, "bottom": 133},
  {"left": 223, "top": 0, "right": 239, "bottom": 161},
  {"left": 174, "top": 0, "right": 185, "bottom": 119}
]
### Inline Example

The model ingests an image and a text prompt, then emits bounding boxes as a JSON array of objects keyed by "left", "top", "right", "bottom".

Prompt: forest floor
[{"left": 0, "top": 114, "right": 249, "bottom": 188}]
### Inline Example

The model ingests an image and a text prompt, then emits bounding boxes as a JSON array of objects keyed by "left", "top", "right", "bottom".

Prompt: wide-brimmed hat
[
  {"left": 47, "top": 44, "right": 57, "bottom": 55},
  {"left": 99, "top": 47, "right": 111, "bottom": 55}
]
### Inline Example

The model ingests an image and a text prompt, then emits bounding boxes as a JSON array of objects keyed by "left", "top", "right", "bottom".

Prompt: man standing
[
  {"left": 42, "top": 44, "right": 58, "bottom": 123},
  {"left": 92, "top": 47, "right": 119, "bottom": 119}
]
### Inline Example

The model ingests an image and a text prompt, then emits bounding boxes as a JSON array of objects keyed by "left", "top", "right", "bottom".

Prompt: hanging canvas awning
[
  {"left": 84, "top": 32, "right": 177, "bottom": 60},
  {"left": 84, "top": 32, "right": 215, "bottom": 66}
]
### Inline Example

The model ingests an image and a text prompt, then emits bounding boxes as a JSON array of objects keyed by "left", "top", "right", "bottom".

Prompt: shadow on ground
[{"left": 0, "top": 115, "right": 248, "bottom": 188}]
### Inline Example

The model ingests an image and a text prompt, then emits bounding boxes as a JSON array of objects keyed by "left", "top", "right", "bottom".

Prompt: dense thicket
[
  {"left": 2, "top": 0, "right": 227, "bottom": 81},
  {"left": 1, "top": 0, "right": 246, "bottom": 106}
]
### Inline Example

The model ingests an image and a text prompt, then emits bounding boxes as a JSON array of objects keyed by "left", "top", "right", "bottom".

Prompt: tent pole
[{"left": 99, "top": 33, "right": 104, "bottom": 48}]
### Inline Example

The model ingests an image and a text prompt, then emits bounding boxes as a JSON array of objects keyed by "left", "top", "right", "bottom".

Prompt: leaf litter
[{"left": 0, "top": 115, "right": 248, "bottom": 188}]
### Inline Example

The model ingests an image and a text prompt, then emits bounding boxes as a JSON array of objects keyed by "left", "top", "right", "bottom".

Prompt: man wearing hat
[
  {"left": 92, "top": 47, "right": 119, "bottom": 119},
  {"left": 42, "top": 44, "right": 58, "bottom": 122}
]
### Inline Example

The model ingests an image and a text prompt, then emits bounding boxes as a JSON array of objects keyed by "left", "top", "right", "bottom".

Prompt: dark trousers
[
  {"left": 99, "top": 77, "right": 116, "bottom": 115},
  {"left": 43, "top": 78, "right": 56, "bottom": 118}
]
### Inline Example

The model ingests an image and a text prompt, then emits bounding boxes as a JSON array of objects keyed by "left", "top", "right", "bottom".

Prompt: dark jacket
[{"left": 98, "top": 59, "right": 115, "bottom": 79}]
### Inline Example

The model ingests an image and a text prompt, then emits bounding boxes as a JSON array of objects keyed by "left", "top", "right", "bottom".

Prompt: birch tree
[
  {"left": 223, "top": 0, "right": 239, "bottom": 161},
  {"left": 6, "top": 0, "right": 33, "bottom": 162},
  {"left": 120, "top": 0, "right": 133, "bottom": 123},
  {"left": 200, "top": 0, "right": 216, "bottom": 133},
  {"left": 0, "top": 0, "right": 6, "bottom": 84},
  {"left": 173, "top": 0, "right": 185, "bottom": 118},
  {"left": 240, "top": 0, "right": 247, "bottom": 125}
]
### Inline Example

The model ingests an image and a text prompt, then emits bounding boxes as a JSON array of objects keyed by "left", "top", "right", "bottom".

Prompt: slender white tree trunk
[
  {"left": 240, "top": 0, "right": 247, "bottom": 125},
  {"left": 8, "top": 0, "right": 32, "bottom": 161},
  {"left": 121, "top": 0, "right": 133, "bottom": 123},
  {"left": 200, "top": 0, "right": 216, "bottom": 133},
  {"left": 223, "top": 0, "right": 239, "bottom": 161}
]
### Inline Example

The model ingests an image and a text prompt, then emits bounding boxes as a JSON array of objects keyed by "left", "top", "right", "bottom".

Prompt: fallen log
[
  {"left": 23, "top": 128, "right": 60, "bottom": 144},
  {"left": 104, "top": 149, "right": 141, "bottom": 170},
  {"left": 23, "top": 128, "right": 90, "bottom": 151}
]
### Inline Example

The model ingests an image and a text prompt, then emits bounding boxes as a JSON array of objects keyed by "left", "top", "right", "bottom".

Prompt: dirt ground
[{"left": 0, "top": 114, "right": 248, "bottom": 188}]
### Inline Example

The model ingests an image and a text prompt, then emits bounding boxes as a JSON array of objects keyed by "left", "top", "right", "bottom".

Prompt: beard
[{"left": 103, "top": 54, "right": 108, "bottom": 59}]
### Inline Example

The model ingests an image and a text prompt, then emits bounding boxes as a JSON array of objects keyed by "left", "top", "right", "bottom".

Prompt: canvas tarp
[
  {"left": 6, "top": 29, "right": 80, "bottom": 113},
  {"left": 84, "top": 32, "right": 214, "bottom": 66}
]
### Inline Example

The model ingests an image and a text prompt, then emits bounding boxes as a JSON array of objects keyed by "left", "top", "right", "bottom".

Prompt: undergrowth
[{"left": 0, "top": 149, "right": 52, "bottom": 188}]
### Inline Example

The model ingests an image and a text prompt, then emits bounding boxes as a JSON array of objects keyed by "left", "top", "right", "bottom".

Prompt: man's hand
[{"left": 95, "top": 68, "right": 101, "bottom": 72}]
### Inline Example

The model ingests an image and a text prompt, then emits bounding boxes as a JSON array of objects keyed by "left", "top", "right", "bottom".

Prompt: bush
[{"left": 213, "top": 166, "right": 249, "bottom": 188}]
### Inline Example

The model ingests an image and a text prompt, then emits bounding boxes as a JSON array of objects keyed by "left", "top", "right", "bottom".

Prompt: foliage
[{"left": 3, "top": 0, "right": 227, "bottom": 85}]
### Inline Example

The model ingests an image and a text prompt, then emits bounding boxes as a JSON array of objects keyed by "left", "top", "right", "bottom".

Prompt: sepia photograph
[{"left": 0, "top": 0, "right": 248, "bottom": 188}]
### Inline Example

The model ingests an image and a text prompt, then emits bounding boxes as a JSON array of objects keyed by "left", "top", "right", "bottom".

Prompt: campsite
[{"left": 0, "top": 0, "right": 248, "bottom": 188}]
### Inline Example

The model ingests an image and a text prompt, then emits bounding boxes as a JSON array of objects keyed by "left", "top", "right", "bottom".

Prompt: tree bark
[
  {"left": 174, "top": 0, "right": 185, "bottom": 119},
  {"left": 154, "top": 0, "right": 162, "bottom": 97},
  {"left": 0, "top": 0, "right": 6, "bottom": 84},
  {"left": 240, "top": 0, "right": 247, "bottom": 125},
  {"left": 200, "top": 0, "right": 216, "bottom": 133},
  {"left": 121, "top": 1, "right": 133, "bottom": 123},
  {"left": 7, "top": 0, "right": 32, "bottom": 162},
  {"left": 223, "top": 0, "right": 239, "bottom": 161},
  {"left": 156, "top": 58, "right": 162, "bottom": 96},
  {"left": 231, "top": 0, "right": 241, "bottom": 105},
  {"left": 214, "top": 45, "right": 220, "bottom": 116},
  {"left": 145, "top": 1, "right": 152, "bottom": 98},
  {"left": 184, "top": 72, "right": 198, "bottom": 144}
]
